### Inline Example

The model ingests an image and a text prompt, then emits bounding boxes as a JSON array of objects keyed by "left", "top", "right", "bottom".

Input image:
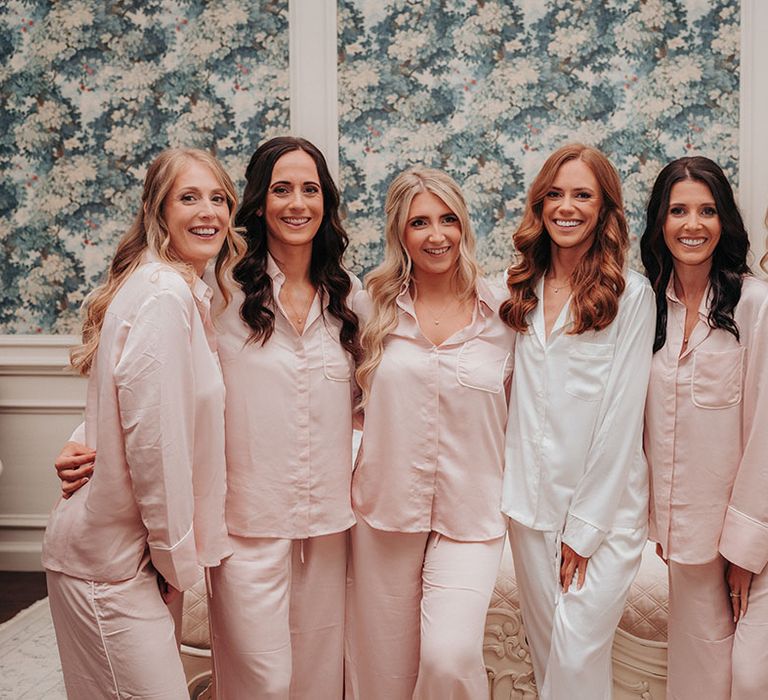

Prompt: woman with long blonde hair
[
  {"left": 56, "top": 137, "right": 362, "bottom": 699},
  {"left": 42, "top": 148, "right": 245, "bottom": 698},
  {"left": 499, "top": 144, "right": 655, "bottom": 699},
  {"left": 346, "top": 167, "right": 515, "bottom": 699}
]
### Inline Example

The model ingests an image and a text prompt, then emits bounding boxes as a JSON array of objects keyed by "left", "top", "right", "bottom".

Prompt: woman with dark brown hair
[
  {"left": 642, "top": 156, "right": 768, "bottom": 699},
  {"left": 499, "top": 144, "right": 656, "bottom": 699},
  {"left": 55, "top": 136, "right": 360, "bottom": 699}
]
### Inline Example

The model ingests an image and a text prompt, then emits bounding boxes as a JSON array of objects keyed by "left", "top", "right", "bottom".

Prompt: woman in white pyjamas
[{"left": 499, "top": 144, "right": 656, "bottom": 699}]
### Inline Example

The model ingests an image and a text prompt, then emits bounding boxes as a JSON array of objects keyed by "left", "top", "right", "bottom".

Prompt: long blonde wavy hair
[
  {"left": 355, "top": 167, "right": 481, "bottom": 405},
  {"left": 70, "top": 148, "right": 246, "bottom": 375},
  {"left": 499, "top": 143, "right": 628, "bottom": 333}
]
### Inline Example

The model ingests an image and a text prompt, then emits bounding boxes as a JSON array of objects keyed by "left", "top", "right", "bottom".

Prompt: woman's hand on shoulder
[
  {"left": 55, "top": 441, "right": 96, "bottom": 498},
  {"left": 726, "top": 561, "right": 753, "bottom": 621}
]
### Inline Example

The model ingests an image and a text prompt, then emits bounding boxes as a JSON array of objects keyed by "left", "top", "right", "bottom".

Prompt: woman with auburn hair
[
  {"left": 642, "top": 157, "right": 768, "bottom": 699},
  {"left": 499, "top": 143, "right": 655, "bottom": 699},
  {"left": 346, "top": 167, "right": 515, "bottom": 699},
  {"left": 56, "top": 136, "right": 361, "bottom": 699},
  {"left": 42, "top": 147, "right": 245, "bottom": 698}
]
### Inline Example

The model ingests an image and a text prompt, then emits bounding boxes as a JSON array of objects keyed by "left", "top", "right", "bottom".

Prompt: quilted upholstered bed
[{"left": 179, "top": 540, "right": 669, "bottom": 699}]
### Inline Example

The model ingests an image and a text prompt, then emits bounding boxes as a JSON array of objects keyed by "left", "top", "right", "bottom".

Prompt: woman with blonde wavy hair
[
  {"left": 346, "top": 167, "right": 515, "bottom": 699},
  {"left": 55, "top": 137, "right": 362, "bottom": 699},
  {"left": 42, "top": 148, "right": 244, "bottom": 699},
  {"left": 499, "top": 144, "right": 656, "bottom": 699}
]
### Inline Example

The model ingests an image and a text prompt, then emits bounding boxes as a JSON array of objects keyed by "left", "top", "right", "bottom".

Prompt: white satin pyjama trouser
[{"left": 507, "top": 520, "right": 646, "bottom": 700}]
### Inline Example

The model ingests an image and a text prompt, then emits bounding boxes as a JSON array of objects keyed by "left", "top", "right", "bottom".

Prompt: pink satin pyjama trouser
[
  {"left": 208, "top": 531, "right": 347, "bottom": 699},
  {"left": 345, "top": 517, "right": 504, "bottom": 700},
  {"left": 46, "top": 560, "right": 187, "bottom": 699},
  {"left": 667, "top": 556, "right": 768, "bottom": 699}
]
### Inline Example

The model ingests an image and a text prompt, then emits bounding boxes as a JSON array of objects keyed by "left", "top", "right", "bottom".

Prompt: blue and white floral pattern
[
  {"left": 337, "top": 0, "right": 740, "bottom": 278},
  {"left": 0, "top": 0, "right": 289, "bottom": 333}
]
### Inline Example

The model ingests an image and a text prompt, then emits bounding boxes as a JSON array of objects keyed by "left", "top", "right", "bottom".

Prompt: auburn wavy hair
[
  {"left": 640, "top": 156, "right": 750, "bottom": 352},
  {"left": 70, "top": 148, "right": 246, "bottom": 375},
  {"left": 499, "top": 144, "right": 628, "bottom": 333},
  {"left": 355, "top": 167, "right": 481, "bottom": 405},
  {"left": 232, "top": 136, "right": 360, "bottom": 362}
]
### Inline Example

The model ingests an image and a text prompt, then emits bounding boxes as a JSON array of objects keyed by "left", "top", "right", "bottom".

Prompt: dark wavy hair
[
  {"left": 640, "top": 156, "right": 750, "bottom": 352},
  {"left": 232, "top": 136, "right": 360, "bottom": 361}
]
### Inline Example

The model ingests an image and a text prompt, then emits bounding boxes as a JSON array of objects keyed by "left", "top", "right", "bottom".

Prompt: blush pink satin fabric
[
  {"left": 351, "top": 277, "right": 514, "bottom": 542},
  {"left": 646, "top": 275, "right": 768, "bottom": 572},
  {"left": 43, "top": 258, "right": 231, "bottom": 592}
]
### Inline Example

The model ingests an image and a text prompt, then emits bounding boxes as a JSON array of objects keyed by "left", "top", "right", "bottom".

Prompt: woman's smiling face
[
  {"left": 403, "top": 190, "right": 462, "bottom": 282},
  {"left": 542, "top": 158, "right": 603, "bottom": 258},
  {"left": 662, "top": 179, "right": 722, "bottom": 272},
  {"left": 263, "top": 149, "right": 324, "bottom": 257}
]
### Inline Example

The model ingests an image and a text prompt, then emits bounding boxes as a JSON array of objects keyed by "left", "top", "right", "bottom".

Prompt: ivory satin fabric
[
  {"left": 501, "top": 270, "right": 656, "bottom": 558},
  {"left": 501, "top": 270, "right": 656, "bottom": 699}
]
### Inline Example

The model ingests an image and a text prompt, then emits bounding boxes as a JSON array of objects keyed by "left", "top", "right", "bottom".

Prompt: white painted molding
[
  {"left": 0, "top": 399, "right": 85, "bottom": 414},
  {"left": 0, "top": 333, "right": 84, "bottom": 571},
  {"left": 739, "top": 0, "right": 768, "bottom": 275},
  {"left": 0, "top": 334, "right": 78, "bottom": 375},
  {"left": 289, "top": 0, "right": 339, "bottom": 180},
  {"left": 0, "top": 542, "right": 44, "bottom": 572},
  {"left": 0, "top": 514, "right": 49, "bottom": 529}
]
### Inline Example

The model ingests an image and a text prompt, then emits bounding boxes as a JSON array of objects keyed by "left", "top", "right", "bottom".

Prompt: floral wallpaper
[
  {"left": 0, "top": 0, "right": 289, "bottom": 334},
  {"left": 0, "top": 0, "right": 741, "bottom": 332},
  {"left": 337, "top": 0, "right": 740, "bottom": 278}
]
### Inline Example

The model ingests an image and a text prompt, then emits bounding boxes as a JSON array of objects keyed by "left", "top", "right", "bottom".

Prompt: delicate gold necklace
[
  {"left": 545, "top": 276, "right": 571, "bottom": 294},
  {"left": 281, "top": 287, "right": 314, "bottom": 326},
  {"left": 418, "top": 296, "right": 459, "bottom": 326}
]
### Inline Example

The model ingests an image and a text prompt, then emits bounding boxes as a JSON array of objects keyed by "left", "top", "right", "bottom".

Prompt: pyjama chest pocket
[
  {"left": 565, "top": 342, "right": 614, "bottom": 401},
  {"left": 691, "top": 347, "right": 744, "bottom": 409},
  {"left": 456, "top": 339, "right": 510, "bottom": 393}
]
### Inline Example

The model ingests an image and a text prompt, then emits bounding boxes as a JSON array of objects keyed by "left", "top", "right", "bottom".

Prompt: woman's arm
[
  {"left": 55, "top": 439, "right": 95, "bottom": 498},
  {"left": 114, "top": 285, "right": 200, "bottom": 593},
  {"left": 562, "top": 280, "right": 656, "bottom": 559},
  {"left": 719, "top": 293, "right": 768, "bottom": 575}
]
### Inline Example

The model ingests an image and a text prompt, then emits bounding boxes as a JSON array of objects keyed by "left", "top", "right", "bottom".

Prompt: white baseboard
[
  {"left": 0, "top": 541, "right": 44, "bottom": 572},
  {"left": 0, "top": 334, "right": 84, "bottom": 572}
]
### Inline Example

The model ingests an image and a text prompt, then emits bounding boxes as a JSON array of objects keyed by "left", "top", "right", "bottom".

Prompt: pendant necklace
[
  {"left": 419, "top": 296, "right": 457, "bottom": 326},
  {"left": 282, "top": 287, "right": 314, "bottom": 327},
  {"left": 546, "top": 277, "right": 571, "bottom": 294}
]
